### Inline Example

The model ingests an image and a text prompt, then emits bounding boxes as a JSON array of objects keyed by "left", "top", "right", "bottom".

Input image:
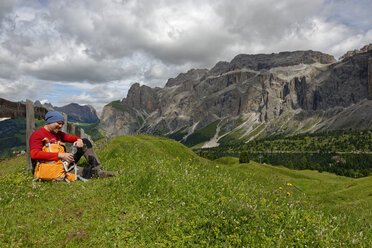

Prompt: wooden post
[
  {"left": 76, "top": 126, "right": 81, "bottom": 137},
  {"left": 26, "top": 99, "right": 35, "bottom": 172},
  {"left": 71, "top": 123, "right": 76, "bottom": 136},
  {"left": 368, "top": 57, "right": 372, "bottom": 100},
  {"left": 61, "top": 112, "right": 68, "bottom": 133},
  {"left": 80, "top": 128, "right": 85, "bottom": 138},
  {"left": 80, "top": 128, "right": 88, "bottom": 140}
]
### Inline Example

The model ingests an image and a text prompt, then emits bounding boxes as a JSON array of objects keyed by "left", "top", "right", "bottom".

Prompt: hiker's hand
[
  {"left": 58, "top": 153, "right": 74, "bottom": 162},
  {"left": 74, "top": 139, "right": 83, "bottom": 148}
]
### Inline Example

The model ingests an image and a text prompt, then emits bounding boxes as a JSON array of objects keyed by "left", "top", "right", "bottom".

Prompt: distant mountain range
[
  {"left": 0, "top": 99, "right": 99, "bottom": 124},
  {"left": 99, "top": 44, "right": 372, "bottom": 147}
]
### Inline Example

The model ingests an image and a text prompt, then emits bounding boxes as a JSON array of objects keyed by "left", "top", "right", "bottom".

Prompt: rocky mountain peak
[
  {"left": 123, "top": 83, "right": 159, "bottom": 113},
  {"left": 339, "top": 43, "right": 372, "bottom": 61},
  {"left": 229, "top": 50, "right": 335, "bottom": 71},
  {"left": 165, "top": 69, "right": 209, "bottom": 87},
  {"left": 34, "top": 100, "right": 42, "bottom": 107},
  {"left": 34, "top": 100, "right": 54, "bottom": 111},
  {"left": 209, "top": 61, "right": 230, "bottom": 76}
]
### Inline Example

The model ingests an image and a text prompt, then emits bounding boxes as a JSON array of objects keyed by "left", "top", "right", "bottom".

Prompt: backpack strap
[{"left": 77, "top": 175, "right": 88, "bottom": 182}]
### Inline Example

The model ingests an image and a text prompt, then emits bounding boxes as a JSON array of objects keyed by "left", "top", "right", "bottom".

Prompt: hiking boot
[{"left": 96, "top": 169, "right": 119, "bottom": 178}]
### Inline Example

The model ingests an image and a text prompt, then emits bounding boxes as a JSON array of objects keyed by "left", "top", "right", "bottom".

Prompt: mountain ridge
[
  {"left": 54, "top": 103, "right": 99, "bottom": 123},
  {"left": 100, "top": 45, "right": 372, "bottom": 147},
  {"left": 0, "top": 99, "right": 99, "bottom": 124}
]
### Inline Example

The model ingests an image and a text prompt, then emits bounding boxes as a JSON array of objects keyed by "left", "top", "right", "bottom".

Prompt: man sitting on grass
[{"left": 30, "top": 111, "right": 117, "bottom": 180}]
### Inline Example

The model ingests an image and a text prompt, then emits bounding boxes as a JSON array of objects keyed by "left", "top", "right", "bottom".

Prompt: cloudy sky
[{"left": 0, "top": 0, "right": 371, "bottom": 112}]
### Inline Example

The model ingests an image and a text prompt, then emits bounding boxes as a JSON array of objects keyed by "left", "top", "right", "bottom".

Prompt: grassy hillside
[{"left": 0, "top": 135, "right": 371, "bottom": 247}]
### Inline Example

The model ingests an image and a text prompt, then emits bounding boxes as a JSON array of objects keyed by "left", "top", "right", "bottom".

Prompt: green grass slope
[
  {"left": 213, "top": 156, "right": 239, "bottom": 165},
  {"left": 0, "top": 135, "right": 371, "bottom": 247}
]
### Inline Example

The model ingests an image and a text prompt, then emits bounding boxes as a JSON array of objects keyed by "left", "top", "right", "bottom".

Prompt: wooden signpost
[{"left": 26, "top": 99, "right": 36, "bottom": 172}]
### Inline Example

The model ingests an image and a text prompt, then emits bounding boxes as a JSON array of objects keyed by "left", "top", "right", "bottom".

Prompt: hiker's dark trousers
[{"left": 68, "top": 138, "right": 103, "bottom": 178}]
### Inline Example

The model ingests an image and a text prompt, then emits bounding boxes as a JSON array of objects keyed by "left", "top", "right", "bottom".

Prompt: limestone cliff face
[
  {"left": 306, "top": 51, "right": 371, "bottom": 110},
  {"left": 99, "top": 46, "right": 372, "bottom": 145},
  {"left": 99, "top": 101, "right": 144, "bottom": 136},
  {"left": 122, "top": 83, "right": 160, "bottom": 114}
]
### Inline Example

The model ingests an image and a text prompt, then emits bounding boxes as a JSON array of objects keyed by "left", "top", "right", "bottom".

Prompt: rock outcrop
[
  {"left": 339, "top": 43, "right": 372, "bottom": 61},
  {"left": 34, "top": 100, "right": 54, "bottom": 111},
  {"left": 99, "top": 46, "right": 372, "bottom": 147},
  {"left": 122, "top": 83, "right": 160, "bottom": 113},
  {"left": 99, "top": 101, "right": 144, "bottom": 136},
  {"left": 165, "top": 69, "right": 209, "bottom": 87}
]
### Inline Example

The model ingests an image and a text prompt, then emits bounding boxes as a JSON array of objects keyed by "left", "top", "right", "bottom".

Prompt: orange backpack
[{"left": 34, "top": 138, "right": 81, "bottom": 182}]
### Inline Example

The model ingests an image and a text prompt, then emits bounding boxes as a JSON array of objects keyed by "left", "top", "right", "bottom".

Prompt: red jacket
[{"left": 29, "top": 127, "right": 80, "bottom": 161}]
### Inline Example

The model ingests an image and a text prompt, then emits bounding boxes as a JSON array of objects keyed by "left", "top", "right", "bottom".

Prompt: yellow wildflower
[
  {"left": 279, "top": 186, "right": 283, "bottom": 190},
  {"left": 305, "top": 217, "right": 309, "bottom": 222},
  {"left": 216, "top": 165, "right": 220, "bottom": 168},
  {"left": 286, "top": 192, "right": 291, "bottom": 196},
  {"left": 287, "top": 182, "right": 292, "bottom": 186}
]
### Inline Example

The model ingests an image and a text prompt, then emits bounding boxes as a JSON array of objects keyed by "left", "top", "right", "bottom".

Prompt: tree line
[{"left": 195, "top": 129, "right": 372, "bottom": 178}]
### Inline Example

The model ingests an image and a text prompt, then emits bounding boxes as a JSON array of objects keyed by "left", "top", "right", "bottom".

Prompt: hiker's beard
[{"left": 45, "top": 123, "right": 63, "bottom": 134}]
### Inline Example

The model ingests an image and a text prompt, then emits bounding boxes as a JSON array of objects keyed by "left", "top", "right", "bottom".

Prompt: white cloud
[
  {"left": 0, "top": 76, "right": 53, "bottom": 101},
  {"left": 39, "top": 99, "right": 50, "bottom": 104},
  {"left": 267, "top": 18, "right": 354, "bottom": 56},
  {"left": 0, "top": 0, "right": 371, "bottom": 111},
  {"left": 21, "top": 52, "right": 137, "bottom": 83},
  {"left": 51, "top": 81, "right": 129, "bottom": 112},
  {"left": 328, "top": 30, "right": 372, "bottom": 58},
  {"left": 0, "top": 0, "right": 19, "bottom": 22}
]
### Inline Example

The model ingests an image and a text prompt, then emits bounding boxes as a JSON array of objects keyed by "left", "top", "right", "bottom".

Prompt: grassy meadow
[{"left": 0, "top": 135, "right": 371, "bottom": 247}]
